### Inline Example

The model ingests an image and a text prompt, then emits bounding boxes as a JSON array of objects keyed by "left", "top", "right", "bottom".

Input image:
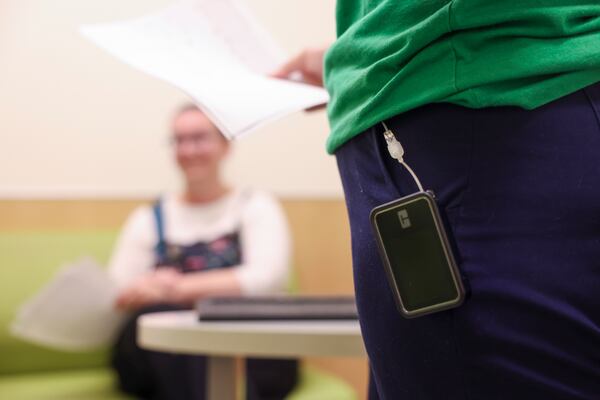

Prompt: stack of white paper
[
  {"left": 80, "top": 0, "right": 329, "bottom": 139},
  {"left": 11, "top": 258, "right": 125, "bottom": 351}
]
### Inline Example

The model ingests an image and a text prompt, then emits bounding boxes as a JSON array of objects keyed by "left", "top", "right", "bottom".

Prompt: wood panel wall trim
[
  {"left": 0, "top": 199, "right": 347, "bottom": 230},
  {"left": 0, "top": 199, "right": 148, "bottom": 230}
]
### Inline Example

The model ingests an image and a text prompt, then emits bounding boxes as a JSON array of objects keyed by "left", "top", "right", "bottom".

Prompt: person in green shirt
[{"left": 274, "top": 1, "right": 600, "bottom": 398}]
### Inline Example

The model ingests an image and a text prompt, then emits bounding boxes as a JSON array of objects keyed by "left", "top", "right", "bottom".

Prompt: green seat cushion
[
  {"left": 0, "top": 231, "right": 119, "bottom": 375},
  {"left": 0, "top": 368, "right": 131, "bottom": 400},
  {"left": 0, "top": 366, "right": 356, "bottom": 400},
  {"left": 287, "top": 367, "right": 358, "bottom": 400}
]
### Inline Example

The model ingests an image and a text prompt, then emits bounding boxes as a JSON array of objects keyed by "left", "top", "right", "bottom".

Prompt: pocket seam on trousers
[{"left": 583, "top": 86, "right": 600, "bottom": 132}]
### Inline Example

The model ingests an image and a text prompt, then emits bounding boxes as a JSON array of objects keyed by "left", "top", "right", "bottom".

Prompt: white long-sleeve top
[{"left": 107, "top": 188, "right": 291, "bottom": 295}]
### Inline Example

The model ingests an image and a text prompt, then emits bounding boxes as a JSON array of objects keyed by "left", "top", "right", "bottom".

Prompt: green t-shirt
[{"left": 324, "top": 0, "right": 600, "bottom": 153}]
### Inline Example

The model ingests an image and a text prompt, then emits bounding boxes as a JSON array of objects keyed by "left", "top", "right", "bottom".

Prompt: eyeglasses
[{"left": 169, "top": 133, "right": 213, "bottom": 148}]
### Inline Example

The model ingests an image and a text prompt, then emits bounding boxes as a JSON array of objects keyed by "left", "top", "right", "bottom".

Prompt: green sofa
[{"left": 0, "top": 231, "right": 357, "bottom": 400}]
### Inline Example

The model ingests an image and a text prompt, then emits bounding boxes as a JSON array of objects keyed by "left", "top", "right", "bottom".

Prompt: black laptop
[{"left": 196, "top": 295, "right": 358, "bottom": 321}]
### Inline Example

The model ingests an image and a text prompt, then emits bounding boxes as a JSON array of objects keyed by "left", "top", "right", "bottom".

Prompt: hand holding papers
[
  {"left": 11, "top": 259, "right": 125, "bottom": 351},
  {"left": 80, "top": 0, "right": 329, "bottom": 139}
]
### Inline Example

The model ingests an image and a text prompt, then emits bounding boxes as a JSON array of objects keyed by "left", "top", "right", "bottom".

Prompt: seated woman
[{"left": 108, "top": 104, "right": 298, "bottom": 400}]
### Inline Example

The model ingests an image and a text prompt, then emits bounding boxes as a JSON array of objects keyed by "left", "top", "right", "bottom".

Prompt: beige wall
[{"left": 0, "top": 0, "right": 342, "bottom": 198}]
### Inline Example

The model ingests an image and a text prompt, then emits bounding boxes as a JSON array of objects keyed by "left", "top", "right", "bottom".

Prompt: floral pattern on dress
[{"left": 156, "top": 232, "right": 242, "bottom": 273}]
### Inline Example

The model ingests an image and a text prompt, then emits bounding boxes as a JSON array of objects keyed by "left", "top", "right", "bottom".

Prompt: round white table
[{"left": 138, "top": 310, "right": 366, "bottom": 400}]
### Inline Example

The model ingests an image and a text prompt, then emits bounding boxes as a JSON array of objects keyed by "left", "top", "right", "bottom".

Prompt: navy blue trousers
[{"left": 335, "top": 84, "right": 600, "bottom": 399}]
